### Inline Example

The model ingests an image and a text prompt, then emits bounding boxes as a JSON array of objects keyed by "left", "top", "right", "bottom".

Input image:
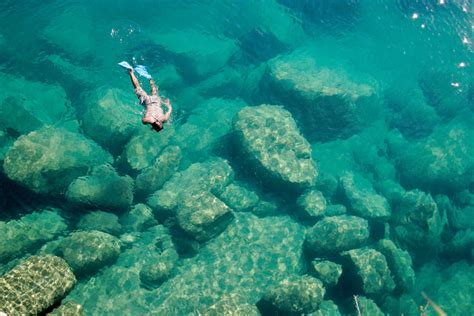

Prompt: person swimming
[{"left": 127, "top": 67, "right": 172, "bottom": 133}]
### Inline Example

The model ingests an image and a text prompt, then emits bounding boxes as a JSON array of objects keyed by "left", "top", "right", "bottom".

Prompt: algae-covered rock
[
  {"left": 48, "top": 301, "right": 84, "bottom": 316},
  {"left": 311, "top": 260, "right": 342, "bottom": 287},
  {"left": 305, "top": 215, "right": 369, "bottom": 255},
  {"left": 393, "top": 190, "right": 446, "bottom": 254},
  {"left": 200, "top": 293, "right": 260, "bottom": 316},
  {"left": 3, "top": 126, "right": 112, "bottom": 195},
  {"left": 342, "top": 248, "right": 395, "bottom": 298},
  {"left": 308, "top": 300, "right": 341, "bottom": 316},
  {"left": 354, "top": 296, "right": 384, "bottom": 316},
  {"left": 120, "top": 203, "right": 158, "bottom": 233},
  {"left": 233, "top": 105, "right": 317, "bottom": 190},
  {"left": 176, "top": 190, "right": 234, "bottom": 242},
  {"left": 340, "top": 172, "right": 391, "bottom": 220},
  {"left": 119, "top": 128, "right": 175, "bottom": 173},
  {"left": 219, "top": 182, "right": 260, "bottom": 212},
  {"left": 66, "top": 164, "right": 134, "bottom": 211},
  {"left": 77, "top": 211, "right": 122, "bottom": 235},
  {"left": 147, "top": 158, "right": 234, "bottom": 219},
  {"left": 262, "top": 49, "right": 380, "bottom": 141},
  {"left": 0, "top": 210, "right": 67, "bottom": 263},
  {"left": 297, "top": 190, "right": 327, "bottom": 219},
  {"left": 396, "top": 117, "right": 474, "bottom": 193},
  {"left": 262, "top": 275, "right": 325, "bottom": 314},
  {"left": 0, "top": 255, "right": 76, "bottom": 315},
  {"left": 135, "top": 145, "right": 181, "bottom": 198},
  {"left": 377, "top": 239, "right": 415, "bottom": 292},
  {"left": 56, "top": 230, "right": 121, "bottom": 275},
  {"left": 82, "top": 88, "right": 138, "bottom": 151}
]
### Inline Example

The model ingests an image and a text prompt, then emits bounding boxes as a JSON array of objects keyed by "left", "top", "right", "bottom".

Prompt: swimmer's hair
[{"left": 151, "top": 121, "right": 163, "bottom": 133}]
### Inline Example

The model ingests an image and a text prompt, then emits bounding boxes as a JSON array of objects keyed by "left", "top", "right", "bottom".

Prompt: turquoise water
[{"left": 0, "top": 0, "right": 473, "bottom": 315}]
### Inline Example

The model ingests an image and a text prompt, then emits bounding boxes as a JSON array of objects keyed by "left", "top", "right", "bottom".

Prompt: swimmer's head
[{"left": 151, "top": 121, "right": 163, "bottom": 133}]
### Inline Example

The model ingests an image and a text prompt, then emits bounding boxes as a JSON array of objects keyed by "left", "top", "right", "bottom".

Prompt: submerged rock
[
  {"left": 340, "top": 172, "right": 391, "bottom": 220},
  {"left": 305, "top": 215, "right": 369, "bottom": 255},
  {"left": 135, "top": 145, "right": 181, "bottom": 199},
  {"left": 56, "top": 231, "right": 121, "bottom": 276},
  {"left": 354, "top": 296, "right": 384, "bottom": 316},
  {"left": 261, "top": 275, "right": 325, "bottom": 314},
  {"left": 311, "top": 260, "right": 343, "bottom": 287},
  {"left": 0, "top": 73, "right": 75, "bottom": 136},
  {"left": 147, "top": 158, "right": 234, "bottom": 220},
  {"left": 262, "top": 49, "right": 381, "bottom": 141},
  {"left": 395, "top": 117, "right": 474, "bottom": 193},
  {"left": 0, "top": 210, "right": 67, "bottom": 263},
  {"left": 176, "top": 190, "right": 234, "bottom": 242},
  {"left": 120, "top": 203, "right": 158, "bottom": 233},
  {"left": 3, "top": 126, "right": 112, "bottom": 195},
  {"left": 297, "top": 190, "right": 327, "bottom": 219},
  {"left": 233, "top": 105, "right": 317, "bottom": 191},
  {"left": 149, "top": 29, "right": 237, "bottom": 79},
  {"left": 82, "top": 88, "right": 138, "bottom": 151},
  {"left": 77, "top": 211, "right": 122, "bottom": 236},
  {"left": 0, "top": 255, "right": 76, "bottom": 315},
  {"left": 392, "top": 190, "right": 446, "bottom": 255},
  {"left": 119, "top": 128, "right": 175, "bottom": 173},
  {"left": 377, "top": 239, "right": 415, "bottom": 292},
  {"left": 342, "top": 248, "right": 395, "bottom": 298},
  {"left": 66, "top": 164, "right": 134, "bottom": 211},
  {"left": 219, "top": 182, "right": 260, "bottom": 212}
]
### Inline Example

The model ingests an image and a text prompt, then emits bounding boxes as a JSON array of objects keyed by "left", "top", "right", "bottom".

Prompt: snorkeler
[{"left": 126, "top": 66, "right": 172, "bottom": 133}]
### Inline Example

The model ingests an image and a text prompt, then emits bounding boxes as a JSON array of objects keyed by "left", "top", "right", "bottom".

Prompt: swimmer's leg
[
  {"left": 150, "top": 79, "right": 158, "bottom": 96},
  {"left": 129, "top": 69, "right": 141, "bottom": 89}
]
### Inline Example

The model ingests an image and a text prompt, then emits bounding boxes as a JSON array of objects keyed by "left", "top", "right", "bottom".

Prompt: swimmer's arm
[
  {"left": 128, "top": 68, "right": 141, "bottom": 89},
  {"left": 163, "top": 98, "right": 172, "bottom": 121}
]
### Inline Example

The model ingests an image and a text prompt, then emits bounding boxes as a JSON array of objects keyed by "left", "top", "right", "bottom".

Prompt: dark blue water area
[{"left": 0, "top": 0, "right": 473, "bottom": 315}]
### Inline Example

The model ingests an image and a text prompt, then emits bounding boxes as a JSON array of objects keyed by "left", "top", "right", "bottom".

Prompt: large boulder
[
  {"left": 55, "top": 231, "right": 121, "bottom": 276},
  {"left": 233, "top": 105, "right": 317, "bottom": 191},
  {"left": 119, "top": 128, "right": 175, "bottom": 173},
  {"left": 340, "top": 172, "right": 391, "bottom": 220},
  {"left": 82, "top": 88, "right": 138, "bottom": 151},
  {"left": 297, "top": 190, "right": 327, "bottom": 220},
  {"left": 342, "top": 248, "right": 395, "bottom": 298},
  {"left": 176, "top": 190, "right": 235, "bottom": 242},
  {"left": 135, "top": 145, "right": 181, "bottom": 199},
  {"left": 261, "top": 49, "right": 381, "bottom": 141},
  {"left": 0, "top": 255, "right": 76, "bottom": 315},
  {"left": 305, "top": 215, "right": 369, "bottom": 255},
  {"left": 219, "top": 182, "right": 260, "bottom": 212},
  {"left": 3, "top": 126, "right": 112, "bottom": 195},
  {"left": 147, "top": 158, "right": 234, "bottom": 220},
  {"left": 261, "top": 275, "right": 325, "bottom": 314},
  {"left": 0, "top": 209, "right": 67, "bottom": 263},
  {"left": 66, "top": 164, "right": 134, "bottom": 211}
]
